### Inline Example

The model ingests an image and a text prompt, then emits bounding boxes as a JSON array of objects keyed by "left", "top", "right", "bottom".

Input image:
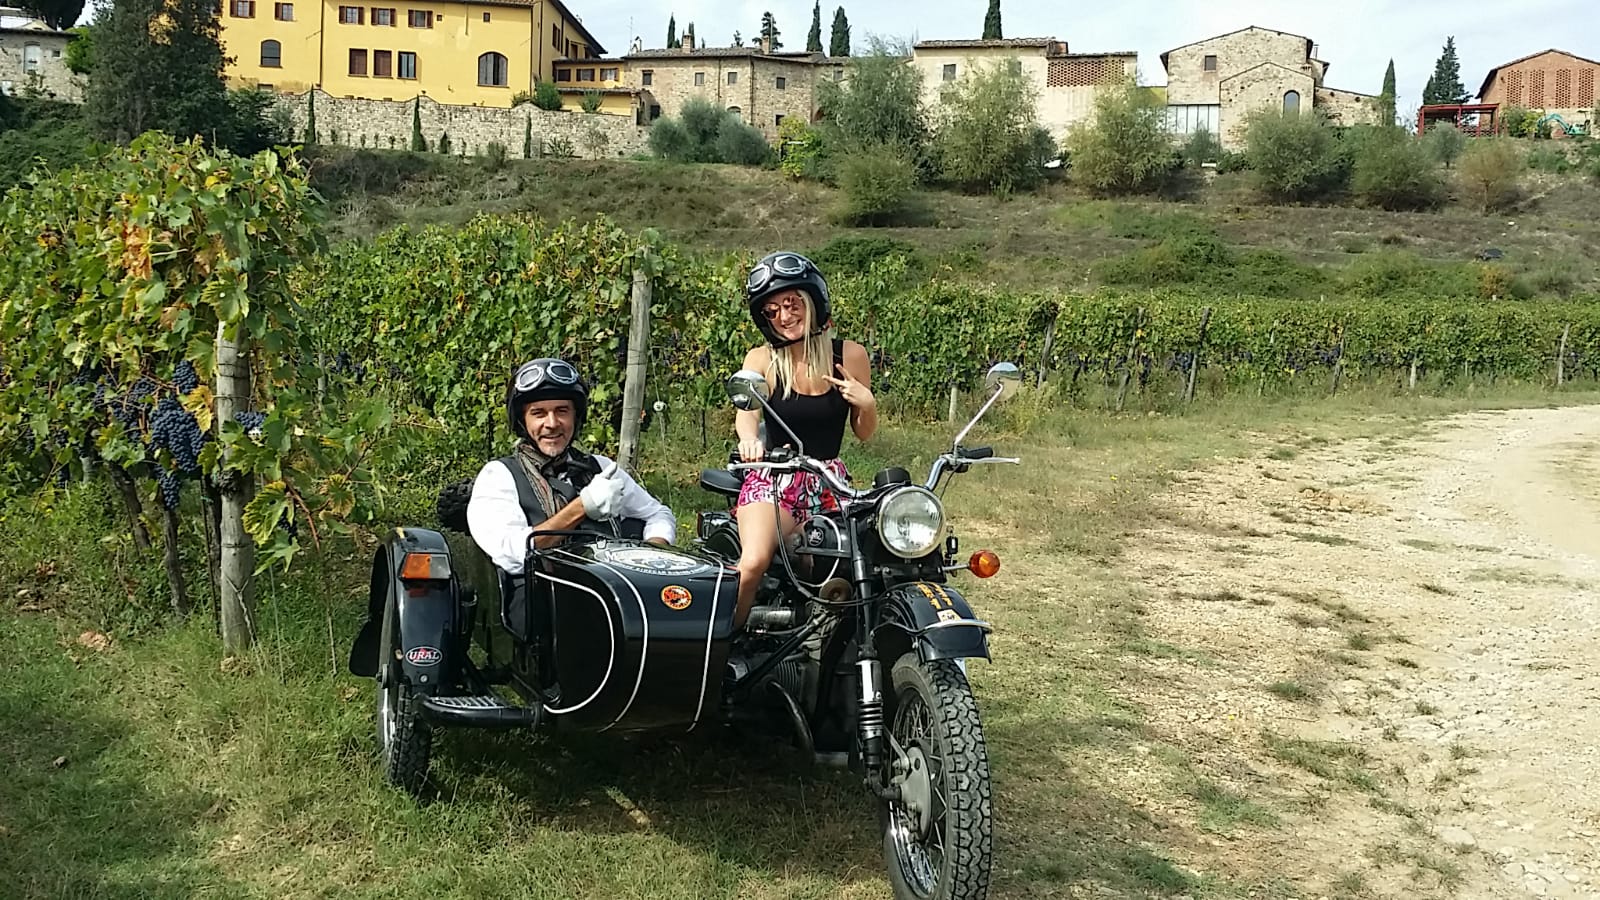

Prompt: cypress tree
[
  {"left": 667, "top": 15, "right": 677, "bottom": 49},
  {"left": 828, "top": 7, "right": 850, "bottom": 57},
  {"left": 410, "top": 97, "right": 425, "bottom": 151},
  {"left": 1379, "top": 59, "right": 1397, "bottom": 125},
  {"left": 305, "top": 91, "right": 316, "bottom": 144},
  {"left": 806, "top": 0, "right": 822, "bottom": 53},
  {"left": 982, "top": 0, "right": 1002, "bottom": 40}
]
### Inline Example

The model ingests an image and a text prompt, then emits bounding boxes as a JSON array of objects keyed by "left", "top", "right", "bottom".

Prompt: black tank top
[{"left": 768, "top": 339, "right": 851, "bottom": 460}]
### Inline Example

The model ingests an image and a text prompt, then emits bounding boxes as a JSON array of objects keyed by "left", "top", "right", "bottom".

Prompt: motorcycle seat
[{"left": 700, "top": 468, "right": 743, "bottom": 498}]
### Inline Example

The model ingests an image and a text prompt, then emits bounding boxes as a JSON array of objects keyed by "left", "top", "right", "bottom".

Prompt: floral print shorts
[{"left": 736, "top": 458, "right": 850, "bottom": 521}]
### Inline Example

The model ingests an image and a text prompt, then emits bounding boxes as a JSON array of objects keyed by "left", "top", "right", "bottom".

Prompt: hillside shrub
[
  {"left": 1243, "top": 108, "right": 1349, "bottom": 202},
  {"left": 815, "top": 37, "right": 933, "bottom": 180},
  {"left": 834, "top": 147, "right": 921, "bottom": 225},
  {"left": 1457, "top": 138, "right": 1523, "bottom": 213},
  {"left": 1352, "top": 128, "right": 1444, "bottom": 211},
  {"left": 810, "top": 234, "right": 926, "bottom": 277},
  {"left": 0, "top": 98, "right": 95, "bottom": 188},
  {"left": 1097, "top": 232, "right": 1327, "bottom": 298},
  {"left": 777, "top": 117, "right": 826, "bottom": 180},
  {"left": 1065, "top": 80, "right": 1180, "bottom": 195},
  {"left": 649, "top": 98, "right": 772, "bottom": 166},
  {"left": 1180, "top": 129, "right": 1223, "bottom": 168},
  {"left": 533, "top": 81, "right": 562, "bottom": 111},
  {"left": 932, "top": 57, "right": 1051, "bottom": 194},
  {"left": 1423, "top": 122, "right": 1466, "bottom": 167},
  {"left": 1338, "top": 251, "right": 1476, "bottom": 299}
]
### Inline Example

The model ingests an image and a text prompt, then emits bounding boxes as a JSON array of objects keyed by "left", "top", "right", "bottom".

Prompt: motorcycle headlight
[{"left": 876, "top": 487, "right": 946, "bottom": 559}]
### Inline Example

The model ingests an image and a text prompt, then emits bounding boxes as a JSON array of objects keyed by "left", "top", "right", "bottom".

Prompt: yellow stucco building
[{"left": 219, "top": 0, "right": 606, "bottom": 107}]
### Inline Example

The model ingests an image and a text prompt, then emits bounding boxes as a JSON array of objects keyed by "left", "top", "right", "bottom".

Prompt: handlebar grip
[
  {"left": 766, "top": 446, "right": 795, "bottom": 464},
  {"left": 962, "top": 446, "right": 994, "bottom": 460}
]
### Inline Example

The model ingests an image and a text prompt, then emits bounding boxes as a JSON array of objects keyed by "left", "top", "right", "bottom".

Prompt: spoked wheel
[
  {"left": 882, "top": 654, "right": 993, "bottom": 900},
  {"left": 377, "top": 595, "right": 432, "bottom": 796}
]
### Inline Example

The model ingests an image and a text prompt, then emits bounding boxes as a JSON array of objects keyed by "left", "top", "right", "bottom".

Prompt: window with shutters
[
  {"left": 373, "top": 8, "right": 394, "bottom": 25},
  {"left": 231, "top": 0, "right": 254, "bottom": 16},
  {"left": 260, "top": 39, "right": 281, "bottom": 67},
  {"left": 374, "top": 49, "right": 392, "bottom": 77},
  {"left": 407, "top": 9, "right": 431, "bottom": 27},
  {"left": 600, "top": 67, "right": 618, "bottom": 81},
  {"left": 349, "top": 48, "right": 368, "bottom": 75},
  {"left": 273, "top": 2, "right": 291, "bottom": 19},
  {"left": 339, "top": 5, "right": 361, "bottom": 23}
]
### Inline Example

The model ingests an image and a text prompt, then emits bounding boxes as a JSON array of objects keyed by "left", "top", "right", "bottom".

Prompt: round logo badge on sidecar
[
  {"left": 405, "top": 645, "right": 442, "bottom": 666},
  {"left": 660, "top": 585, "right": 692, "bottom": 610}
]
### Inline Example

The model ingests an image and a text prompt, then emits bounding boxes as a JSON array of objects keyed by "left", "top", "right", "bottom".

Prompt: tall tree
[
  {"left": 759, "top": 11, "right": 781, "bottom": 50},
  {"left": 666, "top": 15, "right": 677, "bottom": 49},
  {"left": 829, "top": 6, "right": 850, "bottom": 57},
  {"left": 19, "top": 0, "right": 85, "bottom": 30},
  {"left": 1422, "top": 36, "right": 1467, "bottom": 105},
  {"left": 86, "top": 0, "right": 233, "bottom": 146},
  {"left": 806, "top": 0, "right": 822, "bottom": 52},
  {"left": 982, "top": 0, "right": 1002, "bottom": 40},
  {"left": 733, "top": 30, "right": 743, "bottom": 47},
  {"left": 1379, "top": 59, "right": 1397, "bottom": 125}
]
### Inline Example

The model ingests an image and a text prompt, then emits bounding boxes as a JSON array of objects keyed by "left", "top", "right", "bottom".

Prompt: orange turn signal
[
  {"left": 968, "top": 550, "right": 1001, "bottom": 579},
  {"left": 400, "top": 551, "right": 450, "bottom": 581}
]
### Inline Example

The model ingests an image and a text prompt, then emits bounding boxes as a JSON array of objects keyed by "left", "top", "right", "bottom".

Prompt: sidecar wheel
[
  {"left": 881, "top": 654, "right": 992, "bottom": 900},
  {"left": 377, "top": 596, "right": 432, "bottom": 796}
]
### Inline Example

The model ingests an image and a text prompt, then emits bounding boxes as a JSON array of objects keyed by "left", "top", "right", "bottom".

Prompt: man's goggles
[
  {"left": 513, "top": 358, "right": 580, "bottom": 393},
  {"left": 746, "top": 253, "right": 813, "bottom": 295}
]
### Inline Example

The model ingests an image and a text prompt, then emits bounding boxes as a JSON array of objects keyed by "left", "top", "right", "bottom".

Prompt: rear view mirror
[
  {"left": 983, "top": 362, "right": 1022, "bottom": 402},
  {"left": 726, "top": 369, "right": 770, "bottom": 412}
]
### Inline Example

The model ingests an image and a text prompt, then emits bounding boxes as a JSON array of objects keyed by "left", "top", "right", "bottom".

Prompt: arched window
[
  {"left": 477, "top": 52, "right": 508, "bottom": 87},
  {"left": 727, "top": 105, "right": 741, "bottom": 116},
  {"left": 260, "top": 39, "right": 281, "bottom": 68},
  {"left": 1283, "top": 90, "right": 1301, "bottom": 114}
]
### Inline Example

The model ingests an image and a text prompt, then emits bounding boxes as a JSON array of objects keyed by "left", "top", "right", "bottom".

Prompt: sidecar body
[{"left": 350, "top": 522, "right": 742, "bottom": 736}]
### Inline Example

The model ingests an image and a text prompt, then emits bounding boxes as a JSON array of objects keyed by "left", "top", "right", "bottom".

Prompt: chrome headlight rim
[{"left": 875, "top": 486, "right": 946, "bottom": 559}]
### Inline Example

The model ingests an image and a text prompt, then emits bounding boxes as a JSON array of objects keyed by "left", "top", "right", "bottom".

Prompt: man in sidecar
[{"left": 466, "top": 356, "right": 676, "bottom": 573}]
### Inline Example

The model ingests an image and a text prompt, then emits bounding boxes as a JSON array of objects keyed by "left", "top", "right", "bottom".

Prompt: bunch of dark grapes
[
  {"left": 234, "top": 410, "right": 267, "bottom": 434},
  {"left": 150, "top": 395, "right": 204, "bottom": 474},
  {"left": 279, "top": 511, "right": 298, "bottom": 541},
  {"left": 107, "top": 376, "right": 157, "bottom": 432},
  {"left": 155, "top": 469, "right": 182, "bottom": 510},
  {"left": 173, "top": 360, "right": 200, "bottom": 394}
]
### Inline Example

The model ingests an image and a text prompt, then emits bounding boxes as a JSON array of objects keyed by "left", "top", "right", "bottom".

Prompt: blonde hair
[{"left": 765, "top": 289, "right": 836, "bottom": 399}]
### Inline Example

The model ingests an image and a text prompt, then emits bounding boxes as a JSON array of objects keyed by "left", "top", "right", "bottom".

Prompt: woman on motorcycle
[{"left": 733, "top": 251, "right": 877, "bottom": 626}]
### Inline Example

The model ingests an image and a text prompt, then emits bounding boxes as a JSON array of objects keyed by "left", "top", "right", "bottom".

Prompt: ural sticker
[
  {"left": 661, "top": 585, "right": 693, "bottom": 610},
  {"left": 405, "top": 646, "right": 442, "bottom": 666}
]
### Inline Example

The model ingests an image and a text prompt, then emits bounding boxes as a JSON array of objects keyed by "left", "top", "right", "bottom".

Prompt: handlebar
[
  {"left": 960, "top": 445, "right": 994, "bottom": 460},
  {"left": 729, "top": 445, "right": 1018, "bottom": 498}
]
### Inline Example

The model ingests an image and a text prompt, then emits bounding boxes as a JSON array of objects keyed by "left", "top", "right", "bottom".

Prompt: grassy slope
[
  {"left": 314, "top": 151, "right": 1600, "bottom": 296},
  {"left": 6, "top": 385, "right": 1599, "bottom": 899}
]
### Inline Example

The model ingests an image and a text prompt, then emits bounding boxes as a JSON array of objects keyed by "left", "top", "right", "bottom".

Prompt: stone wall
[
  {"left": 1166, "top": 27, "right": 1315, "bottom": 106},
  {"left": 1315, "top": 87, "right": 1380, "bottom": 127},
  {"left": 626, "top": 50, "right": 822, "bottom": 141},
  {"left": 1218, "top": 64, "right": 1313, "bottom": 148},
  {"left": 273, "top": 89, "right": 649, "bottom": 158},
  {"left": 0, "top": 29, "right": 81, "bottom": 102}
]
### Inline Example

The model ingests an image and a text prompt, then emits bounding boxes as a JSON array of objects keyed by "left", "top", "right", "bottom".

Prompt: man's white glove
[{"left": 580, "top": 461, "right": 625, "bottom": 520}]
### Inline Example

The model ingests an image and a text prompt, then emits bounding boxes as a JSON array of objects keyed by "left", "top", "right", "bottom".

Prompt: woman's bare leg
[{"left": 734, "top": 499, "right": 796, "bottom": 627}]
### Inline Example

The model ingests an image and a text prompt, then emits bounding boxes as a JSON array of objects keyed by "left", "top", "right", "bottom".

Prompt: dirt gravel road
[{"left": 1116, "top": 405, "right": 1600, "bottom": 898}]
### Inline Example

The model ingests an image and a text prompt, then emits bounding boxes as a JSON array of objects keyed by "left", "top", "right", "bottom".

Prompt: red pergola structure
[{"left": 1417, "top": 103, "right": 1501, "bottom": 136}]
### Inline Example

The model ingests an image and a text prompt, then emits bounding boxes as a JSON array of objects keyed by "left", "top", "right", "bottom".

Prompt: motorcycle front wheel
[{"left": 881, "top": 653, "right": 993, "bottom": 900}]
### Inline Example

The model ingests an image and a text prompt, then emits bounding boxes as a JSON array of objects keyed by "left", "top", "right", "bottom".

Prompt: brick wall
[
  {"left": 0, "top": 30, "right": 81, "bottom": 102},
  {"left": 273, "top": 89, "right": 649, "bottom": 158},
  {"left": 1482, "top": 51, "right": 1600, "bottom": 128}
]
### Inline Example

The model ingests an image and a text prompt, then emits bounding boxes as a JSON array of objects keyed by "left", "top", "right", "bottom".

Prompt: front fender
[
  {"left": 874, "top": 581, "right": 992, "bottom": 664},
  {"left": 348, "top": 526, "right": 461, "bottom": 690}
]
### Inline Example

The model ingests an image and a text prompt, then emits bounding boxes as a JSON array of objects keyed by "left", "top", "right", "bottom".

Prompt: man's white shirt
[{"left": 465, "top": 454, "right": 677, "bottom": 573}]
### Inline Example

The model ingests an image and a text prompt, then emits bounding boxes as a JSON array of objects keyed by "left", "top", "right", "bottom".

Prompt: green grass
[
  {"left": 1190, "top": 779, "right": 1280, "bottom": 832},
  {"left": 7, "top": 387, "right": 1600, "bottom": 898},
  {"left": 1267, "top": 681, "right": 1314, "bottom": 702}
]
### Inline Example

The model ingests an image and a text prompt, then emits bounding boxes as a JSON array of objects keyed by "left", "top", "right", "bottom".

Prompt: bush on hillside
[
  {"left": 834, "top": 146, "right": 921, "bottom": 225},
  {"left": 776, "top": 116, "right": 826, "bottom": 180},
  {"left": 1065, "top": 80, "right": 1179, "bottom": 195},
  {"left": 1352, "top": 127, "right": 1445, "bottom": 211},
  {"left": 1180, "top": 129, "right": 1223, "bottom": 168},
  {"left": 1423, "top": 122, "right": 1466, "bottom": 167},
  {"left": 815, "top": 36, "right": 933, "bottom": 180},
  {"left": 810, "top": 234, "right": 927, "bottom": 277},
  {"left": 1243, "top": 107, "right": 1349, "bottom": 202},
  {"left": 1096, "top": 231, "right": 1330, "bottom": 298},
  {"left": 533, "top": 81, "right": 562, "bottom": 111},
  {"left": 1456, "top": 138, "right": 1523, "bottom": 213},
  {"left": 933, "top": 56, "right": 1052, "bottom": 194},
  {"left": 649, "top": 98, "right": 772, "bottom": 166},
  {"left": 0, "top": 98, "right": 96, "bottom": 187}
]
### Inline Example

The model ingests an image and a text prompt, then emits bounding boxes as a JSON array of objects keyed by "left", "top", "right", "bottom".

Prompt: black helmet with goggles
[
  {"left": 505, "top": 357, "right": 589, "bottom": 439},
  {"left": 745, "top": 251, "right": 831, "bottom": 348}
]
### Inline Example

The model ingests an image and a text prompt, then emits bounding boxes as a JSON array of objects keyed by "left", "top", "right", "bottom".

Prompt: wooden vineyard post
[
  {"left": 1115, "top": 307, "right": 1144, "bottom": 412},
  {"left": 948, "top": 377, "right": 959, "bottom": 423},
  {"left": 1329, "top": 330, "right": 1346, "bottom": 396},
  {"left": 216, "top": 322, "right": 257, "bottom": 656},
  {"left": 618, "top": 262, "right": 651, "bottom": 472},
  {"left": 1409, "top": 355, "right": 1420, "bottom": 391},
  {"left": 1036, "top": 311, "right": 1057, "bottom": 389},
  {"left": 1185, "top": 306, "right": 1212, "bottom": 404},
  {"left": 1558, "top": 323, "right": 1571, "bottom": 386}
]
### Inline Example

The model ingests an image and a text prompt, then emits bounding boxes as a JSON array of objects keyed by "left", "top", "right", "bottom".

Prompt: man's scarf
[{"left": 513, "top": 439, "right": 603, "bottom": 520}]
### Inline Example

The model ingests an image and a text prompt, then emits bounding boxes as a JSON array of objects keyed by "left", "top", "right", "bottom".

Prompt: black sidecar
[{"left": 348, "top": 519, "right": 741, "bottom": 793}]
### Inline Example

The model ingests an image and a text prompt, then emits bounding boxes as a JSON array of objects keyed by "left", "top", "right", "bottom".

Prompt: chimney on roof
[{"left": 682, "top": 32, "right": 695, "bottom": 52}]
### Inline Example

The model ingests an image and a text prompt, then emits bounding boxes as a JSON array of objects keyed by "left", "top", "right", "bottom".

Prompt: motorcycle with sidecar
[{"left": 348, "top": 362, "right": 1023, "bottom": 900}]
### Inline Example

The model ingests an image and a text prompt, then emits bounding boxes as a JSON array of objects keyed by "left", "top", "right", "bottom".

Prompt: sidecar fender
[
  {"left": 348, "top": 527, "right": 461, "bottom": 690},
  {"left": 875, "top": 582, "right": 992, "bottom": 664}
]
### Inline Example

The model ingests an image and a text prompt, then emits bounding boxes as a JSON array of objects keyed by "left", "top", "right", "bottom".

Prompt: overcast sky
[{"left": 574, "top": 0, "right": 1598, "bottom": 114}]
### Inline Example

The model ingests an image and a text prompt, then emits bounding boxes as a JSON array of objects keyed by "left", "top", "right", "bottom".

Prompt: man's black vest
[{"left": 496, "top": 451, "right": 645, "bottom": 540}]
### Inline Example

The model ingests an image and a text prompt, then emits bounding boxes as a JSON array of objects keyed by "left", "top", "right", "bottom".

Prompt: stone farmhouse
[
  {"left": 1477, "top": 49, "right": 1600, "bottom": 134},
  {"left": 0, "top": 8, "right": 80, "bottom": 102},
  {"left": 911, "top": 38, "right": 1136, "bottom": 141},
  {"left": 1162, "top": 25, "right": 1379, "bottom": 148}
]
